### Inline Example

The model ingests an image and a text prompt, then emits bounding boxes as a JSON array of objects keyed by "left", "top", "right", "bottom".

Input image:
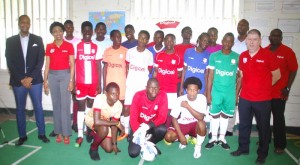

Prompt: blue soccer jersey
[
  {"left": 147, "top": 45, "right": 165, "bottom": 78},
  {"left": 183, "top": 48, "right": 210, "bottom": 94}
]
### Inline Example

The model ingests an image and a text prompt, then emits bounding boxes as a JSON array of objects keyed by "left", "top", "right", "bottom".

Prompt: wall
[{"left": 0, "top": 0, "right": 299, "bottom": 126}]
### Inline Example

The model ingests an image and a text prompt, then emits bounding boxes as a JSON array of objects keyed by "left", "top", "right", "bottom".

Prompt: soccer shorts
[
  {"left": 210, "top": 90, "right": 235, "bottom": 117},
  {"left": 85, "top": 110, "right": 112, "bottom": 138},
  {"left": 168, "top": 122, "right": 197, "bottom": 137},
  {"left": 76, "top": 83, "right": 98, "bottom": 100}
]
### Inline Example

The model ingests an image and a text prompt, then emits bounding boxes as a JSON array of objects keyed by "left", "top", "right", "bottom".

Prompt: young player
[
  {"left": 164, "top": 77, "right": 207, "bottom": 159},
  {"left": 122, "top": 24, "right": 138, "bottom": 49},
  {"left": 147, "top": 30, "right": 165, "bottom": 78},
  {"left": 206, "top": 27, "right": 222, "bottom": 54},
  {"left": 120, "top": 30, "right": 153, "bottom": 140},
  {"left": 74, "top": 21, "right": 101, "bottom": 147},
  {"left": 179, "top": 33, "right": 210, "bottom": 96},
  {"left": 85, "top": 82, "right": 125, "bottom": 161},
  {"left": 205, "top": 33, "right": 240, "bottom": 150},
  {"left": 153, "top": 34, "right": 183, "bottom": 127}
]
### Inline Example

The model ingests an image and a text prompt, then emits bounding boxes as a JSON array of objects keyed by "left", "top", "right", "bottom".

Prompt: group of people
[{"left": 5, "top": 15, "right": 298, "bottom": 165}]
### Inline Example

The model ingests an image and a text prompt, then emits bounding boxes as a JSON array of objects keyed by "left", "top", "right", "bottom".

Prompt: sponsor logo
[
  {"left": 108, "top": 62, "right": 122, "bottom": 68},
  {"left": 182, "top": 117, "right": 196, "bottom": 121},
  {"left": 79, "top": 55, "right": 95, "bottom": 60},
  {"left": 203, "top": 58, "right": 207, "bottom": 64},
  {"left": 158, "top": 68, "right": 175, "bottom": 75},
  {"left": 277, "top": 56, "right": 284, "bottom": 59},
  {"left": 231, "top": 59, "right": 236, "bottom": 64},
  {"left": 256, "top": 59, "right": 264, "bottom": 63},
  {"left": 216, "top": 60, "right": 222, "bottom": 63},
  {"left": 187, "top": 66, "right": 205, "bottom": 74},
  {"left": 130, "top": 64, "right": 145, "bottom": 72},
  {"left": 62, "top": 50, "right": 68, "bottom": 52},
  {"left": 140, "top": 112, "right": 156, "bottom": 121},
  {"left": 158, "top": 60, "right": 163, "bottom": 62},
  {"left": 243, "top": 58, "right": 247, "bottom": 63},
  {"left": 188, "top": 57, "right": 194, "bottom": 60},
  {"left": 216, "top": 69, "right": 234, "bottom": 76}
]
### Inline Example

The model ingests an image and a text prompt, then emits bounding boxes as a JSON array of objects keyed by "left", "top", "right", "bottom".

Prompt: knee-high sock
[
  {"left": 90, "top": 133, "right": 104, "bottom": 151},
  {"left": 210, "top": 117, "right": 220, "bottom": 142},
  {"left": 196, "top": 135, "right": 205, "bottom": 146},
  {"left": 77, "top": 111, "right": 85, "bottom": 138},
  {"left": 123, "top": 116, "right": 130, "bottom": 134},
  {"left": 84, "top": 108, "right": 91, "bottom": 132},
  {"left": 219, "top": 117, "right": 229, "bottom": 142}
]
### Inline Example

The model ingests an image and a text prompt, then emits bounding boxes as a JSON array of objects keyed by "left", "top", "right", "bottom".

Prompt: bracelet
[
  {"left": 116, "top": 122, "right": 120, "bottom": 127},
  {"left": 112, "top": 142, "right": 117, "bottom": 145}
]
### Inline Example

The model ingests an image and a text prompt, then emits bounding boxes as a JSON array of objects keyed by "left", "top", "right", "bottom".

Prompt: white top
[{"left": 232, "top": 37, "right": 247, "bottom": 54}]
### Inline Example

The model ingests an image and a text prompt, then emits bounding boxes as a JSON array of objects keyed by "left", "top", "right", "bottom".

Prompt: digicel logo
[{"left": 156, "top": 21, "right": 180, "bottom": 29}]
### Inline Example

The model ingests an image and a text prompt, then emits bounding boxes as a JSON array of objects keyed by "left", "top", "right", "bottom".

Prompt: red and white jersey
[
  {"left": 75, "top": 40, "right": 99, "bottom": 84},
  {"left": 130, "top": 90, "right": 168, "bottom": 132},
  {"left": 126, "top": 47, "right": 153, "bottom": 87},
  {"left": 154, "top": 51, "right": 183, "bottom": 93},
  {"left": 170, "top": 94, "right": 207, "bottom": 124}
]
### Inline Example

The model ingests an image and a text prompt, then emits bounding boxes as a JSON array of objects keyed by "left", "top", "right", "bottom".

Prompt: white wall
[{"left": 0, "top": 0, "right": 299, "bottom": 126}]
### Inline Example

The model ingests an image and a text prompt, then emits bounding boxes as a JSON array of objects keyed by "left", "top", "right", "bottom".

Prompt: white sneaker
[
  {"left": 193, "top": 145, "right": 202, "bottom": 159},
  {"left": 179, "top": 143, "right": 187, "bottom": 149}
]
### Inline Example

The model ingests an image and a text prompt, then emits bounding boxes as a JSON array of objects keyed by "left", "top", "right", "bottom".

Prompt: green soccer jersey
[{"left": 208, "top": 50, "right": 239, "bottom": 92}]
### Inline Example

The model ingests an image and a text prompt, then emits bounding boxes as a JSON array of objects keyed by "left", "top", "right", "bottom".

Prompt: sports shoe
[
  {"left": 49, "top": 130, "right": 57, "bottom": 137},
  {"left": 225, "top": 131, "right": 233, "bottom": 136},
  {"left": 193, "top": 145, "right": 202, "bottom": 159},
  {"left": 188, "top": 136, "right": 197, "bottom": 145},
  {"left": 205, "top": 141, "right": 216, "bottom": 149},
  {"left": 117, "top": 133, "right": 128, "bottom": 141},
  {"left": 164, "top": 139, "right": 172, "bottom": 146},
  {"left": 74, "top": 137, "right": 83, "bottom": 147},
  {"left": 89, "top": 149, "right": 100, "bottom": 161},
  {"left": 218, "top": 140, "right": 230, "bottom": 150}
]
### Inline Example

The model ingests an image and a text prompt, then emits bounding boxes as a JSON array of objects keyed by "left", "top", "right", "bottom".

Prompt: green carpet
[{"left": 0, "top": 120, "right": 299, "bottom": 165}]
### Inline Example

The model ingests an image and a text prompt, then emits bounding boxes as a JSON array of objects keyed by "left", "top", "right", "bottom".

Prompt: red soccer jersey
[
  {"left": 75, "top": 40, "right": 99, "bottom": 84},
  {"left": 154, "top": 51, "right": 183, "bottom": 93},
  {"left": 46, "top": 41, "right": 74, "bottom": 70},
  {"left": 175, "top": 44, "right": 195, "bottom": 82},
  {"left": 130, "top": 90, "right": 168, "bottom": 132},
  {"left": 266, "top": 44, "right": 298, "bottom": 98},
  {"left": 239, "top": 47, "right": 279, "bottom": 101}
]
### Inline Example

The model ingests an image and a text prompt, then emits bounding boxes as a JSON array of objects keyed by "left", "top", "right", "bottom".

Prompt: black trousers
[
  {"left": 271, "top": 99, "right": 287, "bottom": 149},
  {"left": 128, "top": 124, "right": 167, "bottom": 158},
  {"left": 238, "top": 98, "right": 271, "bottom": 159}
]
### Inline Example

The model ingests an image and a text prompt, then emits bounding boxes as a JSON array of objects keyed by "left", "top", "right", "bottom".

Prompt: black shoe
[
  {"left": 38, "top": 135, "right": 50, "bottom": 143},
  {"left": 154, "top": 146, "right": 162, "bottom": 155},
  {"left": 225, "top": 131, "right": 233, "bottom": 136},
  {"left": 86, "top": 127, "right": 93, "bottom": 143},
  {"left": 89, "top": 149, "right": 100, "bottom": 161},
  {"left": 49, "top": 130, "right": 57, "bottom": 137},
  {"left": 205, "top": 141, "right": 216, "bottom": 149},
  {"left": 15, "top": 136, "right": 28, "bottom": 146},
  {"left": 72, "top": 124, "right": 78, "bottom": 132},
  {"left": 230, "top": 150, "right": 249, "bottom": 156},
  {"left": 274, "top": 148, "right": 284, "bottom": 154},
  {"left": 218, "top": 141, "right": 230, "bottom": 150},
  {"left": 255, "top": 156, "right": 266, "bottom": 164},
  {"left": 208, "top": 132, "right": 212, "bottom": 139}
]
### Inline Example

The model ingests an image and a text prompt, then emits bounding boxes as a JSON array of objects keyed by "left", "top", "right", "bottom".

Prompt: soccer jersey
[
  {"left": 175, "top": 43, "right": 195, "bottom": 82},
  {"left": 266, "top": 44, "right": 298, "bottom": 98},
  {"left": 183, "top": 48, "right": 210, "bottom": 94},
  {"left": 208, "top": 50, "right": 239, "bottom": 91},
  {"left": 103, "top": 46, "right": 127, "bottom": 100},
  {"left": 206, "top": 44, "right": 222, "bottom": 54},
  {"left": 75, "top": 40, "right": 99, "bottom": 84},
  {"left": 92, "top": 37, "right": 112, "bottom": 60},
  {"left": 154, "top": 51, "right": 183, "bottom": 93},
  {"left": 122, "top": 40, "right": 138, "bottom": 49},
  {"left": 170, "top": 94, "right": 207, "bottom": 124},
  {"left": 239, "top": 47, "right": 279, "bottom": 101},
  {"left": 232, "top": 38, "right": 247, "bottom": 54},
  {"left": 147, "top": 45, "right": 165, "bottom": 78},
  {"left": 130, "top": 90, "right": 168, "bottom": 132},
  {"left": 46, "top": 41, "right": 74, "bottom": 70}
]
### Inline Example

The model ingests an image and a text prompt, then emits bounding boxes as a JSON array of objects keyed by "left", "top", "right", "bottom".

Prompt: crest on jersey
[
  {"left": 154, "top": 105, "right": 158, "bottom": 110},
  {"left": 171, "top": 60, "right": 176, "bottom": 64},
  {"left": 50, "top": 49, "right": 55, "bottom": 53},
  {"left": 231, "top": 59, "right": 236, "bottom": 64},
  {"left": 91, "top": 49, "right": 95, "bottom": 54},
  {"left": 120, "top": 54, "right": 124, "bottom": 59},
  {"left": 203, "top": 58, "right": 207, "bottom": 64},
  {"left": 243, "top": 58, "right": 247, "bottom": 63},
  {"left": 76, "top": 90, "right": 80, "bottom": 95}
]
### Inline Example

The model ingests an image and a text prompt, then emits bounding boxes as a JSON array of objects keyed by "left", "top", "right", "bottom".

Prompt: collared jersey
[
  {"left": 239, "top": 47, "right": 279, "bottom": 101},
  {"left": 46, "top": 41, "right": 74, "bottom": 70}
]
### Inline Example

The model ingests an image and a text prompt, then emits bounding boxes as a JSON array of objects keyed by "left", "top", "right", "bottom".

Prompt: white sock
[
  {"left": 194, "top": 135, "right": 205, "bottom": 159},
  {"left": 219, "top": 117, "right": 229, "bottom": 142},
  {"left": 210, "top": 117, "right": 220, "bottom": 142},
  {"left": 123, "top": 116, "right": 130, "bottom": 134},
  {"left": 84, "top": 108, "right": 91, "bottom": 132},
  {"left": 77, "top": 111, "right": 85, "bottom": 138},
  {"left": 196, "top": 135, "right": 205, "bottom": 146}
]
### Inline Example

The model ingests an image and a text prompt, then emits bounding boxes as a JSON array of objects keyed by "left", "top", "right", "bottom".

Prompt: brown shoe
[{"left": 274, "top": 148, "right": 284, "bottom": 154}]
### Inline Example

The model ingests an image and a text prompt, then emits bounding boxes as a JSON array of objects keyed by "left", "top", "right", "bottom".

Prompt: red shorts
[
  {"left": 168, "top": 122, "right": 197, "bottom": 137},
  {"left": 76, "top": 83, "right": 98, "bottom": 100}
]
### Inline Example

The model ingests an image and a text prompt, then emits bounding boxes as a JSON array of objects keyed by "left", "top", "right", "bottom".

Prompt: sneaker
[
  {"left": 225, "top": 131, "right": 233, "bottom": 136},
  {"left": 49, "top": 130, "right": 57, "bottom": 137},
  {"left": 75, "top": 137, "right": 83, "bottom": 147},
  {"left": 164, "top": 139, "right": 172, "bottom": 146},
  {"left": 218, "top": 140, "right": 230, "bottom": 150},
  {"left": 89, "top": 149, "right": 100, "bottom": 161},
  {"left": 117, "top": 133, "right": 128, "bottom": 141},
  {"left": 193, "top": 145, "right": 202, "bottom": 159},
  {"left": 188, "top": 136, "right": 197, "bottom": 145},
  {"left": 86, "top": 127, "right": 93, "bottom": 143},
  {"left": 205, "top": 141, "right": 216, "bottom": 149}
]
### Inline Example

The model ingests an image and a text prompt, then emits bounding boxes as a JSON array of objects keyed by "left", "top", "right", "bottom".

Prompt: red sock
[{"left": 90, "top": 134, "right": 103, "bottom": 151}]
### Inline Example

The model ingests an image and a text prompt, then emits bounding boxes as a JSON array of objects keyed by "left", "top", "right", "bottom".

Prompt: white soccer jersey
[{"left": 170, "top": 94, "right": 207, "bottom": 124}]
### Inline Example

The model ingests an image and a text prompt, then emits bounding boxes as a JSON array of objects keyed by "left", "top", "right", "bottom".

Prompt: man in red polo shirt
[
  {"left": 230, "top": 29, "right": 281, "bottom": 164},
  {"left": 266, "top": 29, "right": 298, "bottom": 154}
]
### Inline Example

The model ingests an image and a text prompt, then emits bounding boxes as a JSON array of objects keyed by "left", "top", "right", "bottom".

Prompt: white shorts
[{"left": 167, "top": 93, "right": 177, "bottom": 109}]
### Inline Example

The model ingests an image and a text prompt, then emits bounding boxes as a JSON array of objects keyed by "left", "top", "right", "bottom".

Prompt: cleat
[
  {"left": 75, "top": 137, "right": 83, "bottom": 147},
  {"left": 218, "top": 141, "right": 230, "bottom": 150},
  {"left": 205, "top": 141, "right": 217, "bottom": 149}
]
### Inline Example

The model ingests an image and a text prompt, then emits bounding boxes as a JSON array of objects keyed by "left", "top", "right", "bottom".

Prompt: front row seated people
[
  {"left": 164, "top": 77, "right": 207, "bottom": 159},
  {"left": 128, "top": 78, "right": 168, "bottom": 161},
  {"left": 85, "top": 82, "right": 125, "bottom": 161}
]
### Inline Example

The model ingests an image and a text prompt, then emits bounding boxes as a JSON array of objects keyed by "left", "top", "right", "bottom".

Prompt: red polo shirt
[
  {"left": 46, "top": 41, "right": 74, "bottom": 70},
  {"left": 239, "top": 47, "right": 279, "bottom": 101},
  {"left": 266, "top": 44, "right": 298, "bottom": 98}
]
